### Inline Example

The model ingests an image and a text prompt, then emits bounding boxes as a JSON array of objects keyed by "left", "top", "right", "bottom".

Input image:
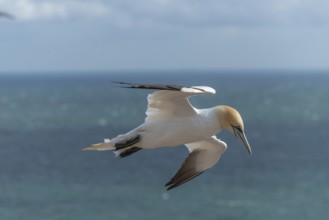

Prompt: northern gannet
[{"left": 84, "top": 82, "right": 252, "bottom": 190}]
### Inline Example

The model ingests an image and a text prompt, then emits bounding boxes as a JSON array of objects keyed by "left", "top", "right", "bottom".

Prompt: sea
[{"left": 0, "top": 71, "right": 328, "bottom": 220}]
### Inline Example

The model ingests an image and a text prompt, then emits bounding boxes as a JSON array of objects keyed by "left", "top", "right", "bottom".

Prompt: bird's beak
[{"left": 233, "top": 128, "right": 252, "bottom": 155}]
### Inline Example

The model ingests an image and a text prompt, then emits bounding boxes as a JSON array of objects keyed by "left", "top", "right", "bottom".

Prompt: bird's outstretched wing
[
  {"left": 113, "top": 82, "right": 216, "bottom": 122},
  {"left": 165, "top": 136, "right": 227, "bottom": 190}
]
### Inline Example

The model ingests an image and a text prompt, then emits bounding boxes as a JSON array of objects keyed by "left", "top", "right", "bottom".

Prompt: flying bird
[{"left": 84, "top": 82, "right": 252, "bottom": 190}]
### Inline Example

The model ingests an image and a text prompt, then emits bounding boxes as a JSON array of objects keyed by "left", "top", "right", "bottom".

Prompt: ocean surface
[{"left": 0, "top": 71, "right": 328, "bottom": 220}]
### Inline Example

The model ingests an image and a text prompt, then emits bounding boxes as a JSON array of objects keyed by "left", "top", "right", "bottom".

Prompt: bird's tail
[
  {"left": 83, "top": 135, "right": 142, "bottom": 157},
  {"left": 82, "top": 139, "right": 114, "bottom": 151}
]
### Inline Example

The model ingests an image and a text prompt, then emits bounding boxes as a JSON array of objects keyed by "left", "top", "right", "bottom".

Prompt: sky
[{"left": 1, "top": 0, "right": 329, "bottom": 73}]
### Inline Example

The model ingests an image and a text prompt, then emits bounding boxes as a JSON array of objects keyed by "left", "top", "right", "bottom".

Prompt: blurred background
[{"left": 1, "top": 1, "right": 329, "bottom": 220}]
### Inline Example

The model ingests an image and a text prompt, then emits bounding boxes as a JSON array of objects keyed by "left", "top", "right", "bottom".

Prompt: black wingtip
[
  {"left": 111, "top": 81, "right": 188, "bottom": 91},
  {"left": 111, "top": 81, "right": 147, "bottom": 89},
  {"left": 165, "top": 178, "right": 176, "bottom": 190},
  {"left": 111, "top": 81, "right": 133, "bottom": 87},
  {"left": 165, "top": 171, "right": 206, "bottom": 191},
  {"left": 166, "top": 184, "right": 179, "bottom": 191},
  {"left": 111, "top": 81, "right": 131, "bottom": 85},
  {"left": 165, "top": 182, "right": 171, "bottom": 187},
  {"left": 165, "top": 179, "right": 186, "bottom": 191},
  {"left": 166, "top": 186, "right": 173, "bottom": 191}
]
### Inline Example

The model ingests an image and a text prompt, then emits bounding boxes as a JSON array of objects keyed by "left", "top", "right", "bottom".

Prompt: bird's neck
[{"left": 215, "top": 105, "right": 231, "bottom": 130}]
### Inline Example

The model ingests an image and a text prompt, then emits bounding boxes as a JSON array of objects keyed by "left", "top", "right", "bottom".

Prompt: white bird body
[
  {"left": 126, "top": 107, "right": 223, "bottom": 149},
  {"left": 84, "top": 82, "right": 251, "bottom": 190}
]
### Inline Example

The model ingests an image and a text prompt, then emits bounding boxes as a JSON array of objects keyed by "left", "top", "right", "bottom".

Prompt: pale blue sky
[{"left": 1, "top": 0, "right": 329, "bottom": 73}]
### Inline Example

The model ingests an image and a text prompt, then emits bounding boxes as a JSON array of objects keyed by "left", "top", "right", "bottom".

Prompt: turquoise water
[{"left": 0, "top": 72, "right": 329, "bottom": 219}]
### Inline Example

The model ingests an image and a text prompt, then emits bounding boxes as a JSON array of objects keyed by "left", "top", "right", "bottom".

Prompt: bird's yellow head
[{"left": 217, "top": 105, "right": 252, "bottom": 155}]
